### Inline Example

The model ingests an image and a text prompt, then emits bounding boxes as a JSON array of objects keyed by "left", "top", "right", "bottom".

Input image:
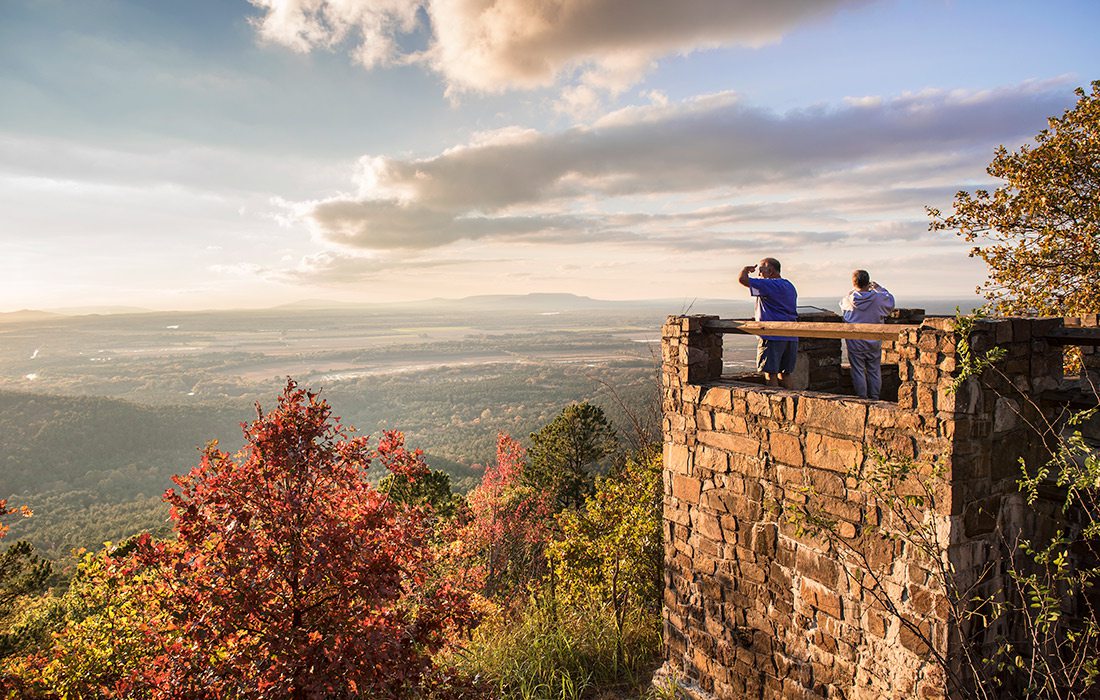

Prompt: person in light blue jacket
[{"left": 839, "top": 269, "right": 895, "bottom": 400}]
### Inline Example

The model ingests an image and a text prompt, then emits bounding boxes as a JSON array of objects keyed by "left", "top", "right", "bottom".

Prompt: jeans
[{"left": 847, "top": 340, "right": 882, "bottom": 400}]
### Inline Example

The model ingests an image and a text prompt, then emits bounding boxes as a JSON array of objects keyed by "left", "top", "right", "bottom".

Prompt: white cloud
[
  {"left": 284, "top": 80, "right": 1072, "bottom": 254},
  {"left": 249, "top": 0, "right": 422, "bottom": 67},
  {"left": 249, "top": 0, "right": 864, "bottom": 98},
  {"left": 264, "top": 249, "right": 467, "bottom": 284}
]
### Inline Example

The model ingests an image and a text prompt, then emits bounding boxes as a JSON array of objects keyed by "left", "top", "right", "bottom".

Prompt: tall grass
[{"left": 453, "top": 597, "right": 661, "bottom": 699}]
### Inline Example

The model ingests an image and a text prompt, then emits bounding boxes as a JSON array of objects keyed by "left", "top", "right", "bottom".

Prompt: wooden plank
[
  {"left": 1041, "top": 327, "right": 1100, "bottom": 347},
  {"left": 702, "top": 319, "right": 916, "bottom": 341}
]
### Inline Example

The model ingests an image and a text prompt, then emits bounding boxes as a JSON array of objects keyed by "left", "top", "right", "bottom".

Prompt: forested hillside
[{"left": 0, "top": 389, "right": 474, "bottom": 563}]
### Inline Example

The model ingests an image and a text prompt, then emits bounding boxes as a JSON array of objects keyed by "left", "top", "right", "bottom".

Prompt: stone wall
[{"left": 659, "top": 314, "right": 1080, "bottom": 699}]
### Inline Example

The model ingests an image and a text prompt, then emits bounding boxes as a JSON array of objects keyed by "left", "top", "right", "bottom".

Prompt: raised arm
[
  {"left": 870, "top": 281, "right": 895, "bottom": 311},
  {"left": 738, "top": 265, "right": 756, "bottom": 288}
]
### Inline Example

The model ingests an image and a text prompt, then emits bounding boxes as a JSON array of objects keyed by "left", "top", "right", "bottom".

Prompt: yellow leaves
[{"left": 929, "top": 81, "right": 1100, "bottom": 323}]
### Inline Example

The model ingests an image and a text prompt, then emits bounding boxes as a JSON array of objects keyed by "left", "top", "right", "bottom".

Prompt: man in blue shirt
[{"left": 738, "top": 257, "right": 798, "bottom": 388}]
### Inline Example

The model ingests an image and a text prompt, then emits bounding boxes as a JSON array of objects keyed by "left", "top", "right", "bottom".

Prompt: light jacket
[
  {"left": 840, "top": 286, "right": 895, "bottom": 353},
  {"left": 840, "top": 286, "right": 895, "bottom": 324}
]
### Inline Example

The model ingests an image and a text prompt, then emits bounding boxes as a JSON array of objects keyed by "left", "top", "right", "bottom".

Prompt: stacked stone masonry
[{"left": 659, "top": 313, "right": 1098, "bottom": 699}]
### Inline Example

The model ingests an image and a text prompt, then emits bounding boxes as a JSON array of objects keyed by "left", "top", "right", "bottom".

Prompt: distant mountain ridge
[
  {"left": 7, "top": 293, "right": 981, "bottom": 319},
  {"left": 0, "top": 309, "right": 64, "bottom": 324}
]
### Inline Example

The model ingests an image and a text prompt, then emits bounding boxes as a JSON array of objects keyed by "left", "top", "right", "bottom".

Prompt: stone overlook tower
[{"left": 657, "top": 312, "right": 1099, "bottom": 699}]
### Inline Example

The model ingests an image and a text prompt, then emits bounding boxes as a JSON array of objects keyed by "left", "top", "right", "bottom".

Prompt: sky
[{"left": 1, "top": 0, "right": 1097, "bottom": 311}]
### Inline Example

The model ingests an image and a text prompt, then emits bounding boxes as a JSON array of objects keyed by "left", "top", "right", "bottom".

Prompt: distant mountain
[
  {"left": 275, "top": 293, "right": 611, "bottom": 312},
  {"left": 47, "top": 305, "right": 153, "bottom": 315},
  {"left": 272, "top": 298, "right": 379, "bottom": 311},
  {"left": 0, "top": 305, "right": 155, "bottom": 319},
  {"left": 0, "top": 309, "right": 64, "bottom": 324},
  {"left": 427, "top": 293, "right": 611, "bottom": 311},
  {"left": 275, "top": 293, "right": 753, "bottom": 314}
]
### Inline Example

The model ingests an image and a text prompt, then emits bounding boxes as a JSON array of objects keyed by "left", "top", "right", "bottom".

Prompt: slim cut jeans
[{"left": 846, "top": 340, "right": 882, "bottom": 400}]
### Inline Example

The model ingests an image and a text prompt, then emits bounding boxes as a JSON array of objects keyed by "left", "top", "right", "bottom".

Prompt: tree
[
  {"left": 2, "top": 542, "right": 163, "bottom": 698},
  {"left": 0, "top": 544, "right": 51, "bottom": 625},
  {"left": 928, "top": 81, "right": 1100, "bottom": 318},
  {"left": 525, "top": 402, "right": 617, "bottom": 510},
  {"left": 548, "top": 447, "right": 663, "bottom": 668},
  {"left": 379, "top": 468, "right": 462, "bottom": 521},
  {"left": 0, "top": 499, "right": 50, "bottom": 638},
  {"left": 0, "top": 502, "right": 52, "bottom": 696},
  {"left": 452, "top": 433, "right": 555, "bottom": 601},
  {"left": 96, "top": 381, "right": 472, "bottom": 698},
  {"left": 0, "top": 501, "right": 50, "bottom": 635}
]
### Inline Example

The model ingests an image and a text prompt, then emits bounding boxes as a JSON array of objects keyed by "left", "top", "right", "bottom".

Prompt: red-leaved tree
[
  {"left": 450, "top": 434, "right": 555, "bottom": 601},
  {"left": 126, "top": 380, "right": 473, "bottom": 698}
]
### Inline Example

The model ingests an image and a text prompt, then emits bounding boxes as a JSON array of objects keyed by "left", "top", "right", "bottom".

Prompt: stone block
[
  {"left": 915, "top": 365, "right": 939, "bottom": 383},
  {"left": 867, "top": 404, "right": 902, "bottom": 428},
  {"left": 769, "top": 431, "right": 804, "bottom": 467},
  {"left": 702, "top": 386, "right": 733, "bottom": 410},
  {"left": 916, "top": 384, "right": 935, "bottom": 414},
  {"left": 700, "top": 488, "right": 730, "bottom": 513},
  {"left": 917, "top": 332, "right": 939, "bottom": 351},
  {"left": 776, "top": 464, "right": 807, "bottom": 490},
  {"left": 898, "top": 618, "right": 932, "bottom": 655},
  {"left": 820, "top": 495, "right": 862, "bottom": 522},
  {"left": 993, "top": 396, "right": 1020, "bottom": 433},
  {"left": 772, "top": 394, "right": 797, "bottom": 421},
  {"left": 865, "top": 608, "right": 889, "bottom": 638},
  {"left": 796, "top": 395, "right": 868, "bottom": 438},
  {"left": 897, "top": 382, "right": 916, "bottom": 410},
  {"left": 730, "top": 452, "right": 766, "bottom": 479},
  {"left": 746, "top": 391, "right": 772, "bottom": 416},
  {"left": 699, "top": 430, "right": 760, "bottom": 457},
  {"left": 671, "top": 475, "right": 702, "bottom": 503},
  {"left": 922, "top": 317, "right": 956, "bottom": 332},
  {"left": 695, "top": 445, "right": 729, "bottom": 472},
  {"left": 800, "top": 577, "right": 843, "bottom": 618},
  {"left": 797, "top": 547, "right": 840, "bottom": 587},
  {"left": 963, "top": 496, "right": 1000, "bottom": 537},
  {"left": 805, "top": 432, "right": 864, "bottom": 473},
  {"left": 697, "top": 512, "right": 724, "bottom": 543},
  {"left": 880, "top": 434, "right": 915, "bottom": 460},
  {"left": 667, "top": 503, "right": 691, "bottom": 526},
  {"left": 664, "top": 442, "right": 691, "bottom": 474},
  {"left": 714, "top": 411, "right": 749, "bottom": 434},
  {"left": 697, "top": 410, "right": 714, "bottom": 431},
  {"left": 807, "top": 468, "right": 846, "bottom": 498},
  {"left": 751, "top": 522, "right": 778, "bottom": 557}
]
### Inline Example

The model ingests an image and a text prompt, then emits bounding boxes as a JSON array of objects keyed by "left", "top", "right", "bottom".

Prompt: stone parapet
[{"left": 659, "top": 314, "right": 1083, "bottom": 699}]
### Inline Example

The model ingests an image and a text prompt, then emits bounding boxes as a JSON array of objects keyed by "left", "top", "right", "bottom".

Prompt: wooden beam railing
[{"left": 702, "top": 319, "right": 917, "bottom": 341}]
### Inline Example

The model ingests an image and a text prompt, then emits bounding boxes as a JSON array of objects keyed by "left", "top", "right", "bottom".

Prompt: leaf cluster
[
  {"left": 525, "top": 402, "right": 617, "bottom": 511},
  {"left": 929, "top": 81, "right": 1100, "bottom": 320}
]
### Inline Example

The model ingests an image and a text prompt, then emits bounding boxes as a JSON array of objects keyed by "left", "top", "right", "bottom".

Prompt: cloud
[
  {"left": 243, "top": 249, "right": 468, "bottom": 284},
  {"left": 309, "top": 198, "right": 587, "bottom": 249},
  {"left": 285, "top": 80, "right": 1073, "bottom": 253},
  {"left": 249, "top": 0, "right": 863, "bottom": 96}
]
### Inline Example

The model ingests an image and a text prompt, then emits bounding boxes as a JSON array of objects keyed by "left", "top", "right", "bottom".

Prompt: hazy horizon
[{"left": 1, "top": 291, "right": 985, "bottom": 317}]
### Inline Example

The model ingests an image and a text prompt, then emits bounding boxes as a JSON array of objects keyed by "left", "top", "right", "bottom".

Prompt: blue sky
[{"left": 1, "top": 0, "right": 1097, "bottom": 310}]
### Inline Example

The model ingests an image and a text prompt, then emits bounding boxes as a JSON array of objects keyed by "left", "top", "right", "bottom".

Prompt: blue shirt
[{"left": 748, "top": 277, "right": 798, "bottom": 341}]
